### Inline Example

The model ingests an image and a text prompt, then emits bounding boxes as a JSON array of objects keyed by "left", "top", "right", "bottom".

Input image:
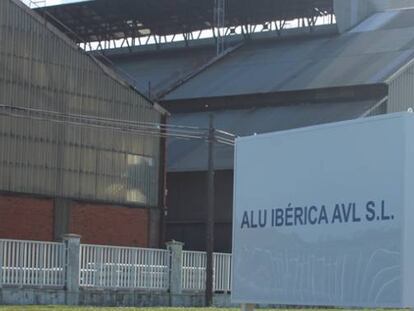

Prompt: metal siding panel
[
  {"left": 388, "top": 62, "right": 414, "bottom": 113},
  {"left": 0, "top": 0, "right": 162, "bottom": 207},
  {"left": 167, "top": 99, "right": 380, "bottom": 172}
]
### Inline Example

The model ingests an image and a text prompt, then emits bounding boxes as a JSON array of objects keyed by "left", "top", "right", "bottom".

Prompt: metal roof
[
  {"left": 164, "top": 8, "right": 414, "bottom": 101},
  {"left": 35, "top": 0, "right": 333, "bottom": 43},
  {"left": 111, "top": 46, "right": 216, "bottom": 98},
  {"left": 167, "top": 99, "right": 381, "bottom": 172},
  {"left": 106, "top": 26, "right": 336, "bottom": 99}
]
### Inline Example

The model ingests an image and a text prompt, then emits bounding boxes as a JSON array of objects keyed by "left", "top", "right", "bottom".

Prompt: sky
[
  {"left": 46, "top": 0, "right": 86, "bottom": 4},
  {"left": 24, "top": 0, "right": 86, "bottom": 7}
]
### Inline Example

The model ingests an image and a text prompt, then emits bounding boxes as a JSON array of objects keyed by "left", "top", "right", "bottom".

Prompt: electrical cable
[{"left": 0, "top": 105, "right": 235, "bottom": 146}]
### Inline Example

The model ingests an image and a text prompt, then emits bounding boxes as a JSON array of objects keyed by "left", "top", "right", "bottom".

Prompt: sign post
[{"left": 205, "top": 114, "right": 215, "bottom": 306}]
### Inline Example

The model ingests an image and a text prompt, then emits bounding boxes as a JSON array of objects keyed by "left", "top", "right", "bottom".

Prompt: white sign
[{"left": 232, "top": 113, "right": 414, "bottom": 308}]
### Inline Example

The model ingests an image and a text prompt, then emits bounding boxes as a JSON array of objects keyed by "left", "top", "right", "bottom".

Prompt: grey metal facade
[
  {"left": 0, "top": 0, "right": 163, "bottom": 207},
  {"left": 167, "top": 99, "right": 381, "bottom": 172},
  {"left": 388, "top": 62, "right": 414, "bottom": 114}
]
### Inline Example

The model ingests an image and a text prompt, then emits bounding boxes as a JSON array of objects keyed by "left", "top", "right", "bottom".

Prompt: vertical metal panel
[
  {"left": 0, "top": 0, "right": 162, "bottom": 206},
  {"left": 388, "top": 62, "right": 414, "bottom": 113}
]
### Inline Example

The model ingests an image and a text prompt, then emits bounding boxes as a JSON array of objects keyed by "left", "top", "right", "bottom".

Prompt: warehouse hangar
[
  {"left": 32, "top": 0, "right": 414, "bottom": 252},
  {"left": 0, "top": 0, "right": 167, "bottom": 248}
]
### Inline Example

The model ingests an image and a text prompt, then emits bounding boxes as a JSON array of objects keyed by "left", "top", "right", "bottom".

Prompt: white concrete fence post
[
  {"left": 63, "top": 234, "right": 81, "bottom": 305},
  {"left": 166, "top": 240, "right": 184, "bottom": 306}
]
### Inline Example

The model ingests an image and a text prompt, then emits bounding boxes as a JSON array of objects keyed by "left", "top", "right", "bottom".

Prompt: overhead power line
[{"left": 0, "top": 105, "right": 236, "bottom": 146}]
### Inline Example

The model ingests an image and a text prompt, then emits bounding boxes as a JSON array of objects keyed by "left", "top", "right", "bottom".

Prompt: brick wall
[
  {"left": 0, "top": 194, "right": 54, "bottom": 241},
  {"left": 0, "top": 193, "right": 150, "bottom": 247},
  {"left": 69, "top": 202, "right": 149, "bottom": 247}
]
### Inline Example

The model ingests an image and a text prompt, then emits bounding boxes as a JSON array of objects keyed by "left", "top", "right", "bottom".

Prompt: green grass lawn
[
  {"left": 0, "top": 308, "right": 248, "bottom": 311},
  {"left": 0, "top": 308, "right": 402, "bottom": 311}
]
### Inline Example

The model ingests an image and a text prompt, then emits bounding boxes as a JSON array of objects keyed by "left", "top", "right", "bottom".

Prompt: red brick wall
[
  {"left": 0, "top": 195, "right": 54, "bottom": 241},
  {"left": 0, "top": 193, "right": 150, "bottom": 247},
  {"left": 69, "top": 202, "right": 149, "bottom": 247}
]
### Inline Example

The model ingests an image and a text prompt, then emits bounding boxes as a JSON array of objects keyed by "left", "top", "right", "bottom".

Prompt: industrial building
[
  {"left": 0, "top": 0, "right": 167, "bottom": 248},
  {"left": 26, "top": 0, "right": 414, "bottom": 252}
]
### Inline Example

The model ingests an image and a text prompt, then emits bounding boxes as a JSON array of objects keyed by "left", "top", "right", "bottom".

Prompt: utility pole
[
  {"left": 205, "top": 114, "right": 215, "bottom": 306},
  {"left": 214, "top": 0, "right": 225, "bottom": 55}
]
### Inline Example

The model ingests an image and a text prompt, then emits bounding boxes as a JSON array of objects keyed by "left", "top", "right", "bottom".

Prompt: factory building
[
  {"left": 161, "top": 3, "right": 414, "bottom": 252},
  {"left": 32, "top": 0, "right": 414, "bottom": 252},
  {"left": 0, "top": 0, "right": 167, "bottom": 247}
]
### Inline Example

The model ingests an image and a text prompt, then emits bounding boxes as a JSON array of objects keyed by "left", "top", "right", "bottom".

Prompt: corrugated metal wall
[
  {"left": 388, "top": 62, "right": 414, "bottom": 113},
  {"left": 362, "top": 100, "right": 387, "bottom": 117},
  {"left": 0, "top": 0, "right": 162, "bottom": 207},
  {"left": 166, "top": 170, "right": 233, "bottom": 252}
]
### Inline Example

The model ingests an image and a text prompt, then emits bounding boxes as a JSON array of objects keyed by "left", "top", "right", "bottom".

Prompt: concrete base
[
  {"left": 0, "top": 287, "right": 234, "bottom": 307},
  {"left": 80, "top": 289, "right": 170, "bottom": 307},
  {"left": 80, "top": 290, "right": 234, "bottom": 307},
  {"left": 0, "top": 287, "right": 65, "bottom": 305}
]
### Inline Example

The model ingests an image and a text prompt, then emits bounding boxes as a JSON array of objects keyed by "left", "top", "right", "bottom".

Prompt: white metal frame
[
  {"left": 79, "top": 244, "right": 170, "bottom": 290},
  {"left": 182, "top": 250, "right": 232, "bottom": 292},
  {"left": 0, "top": 238, "right": 232, "bottom": 292},
  {"left": 0, "top": 239, "right": 65, "bottom": 287}
]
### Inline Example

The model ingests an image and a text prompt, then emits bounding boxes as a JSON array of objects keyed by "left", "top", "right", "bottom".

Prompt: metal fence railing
[
  {"left": 182, "top": 250, "right": 207, "bottom": 291},
  {"left": 182, "top": 251, "right": 232, "bottom": 292},
  {"left": 213, "top": 252, "right": 232, "bottom": 292},
  {"left": 79, "top": 244, "right": 170, "bottom": 290},
  {"left": 0, "top": 238, "right": 232, "bottom": 292},
  {"left": 0, "top": 239, "right": 66, "bottom": 287}
]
